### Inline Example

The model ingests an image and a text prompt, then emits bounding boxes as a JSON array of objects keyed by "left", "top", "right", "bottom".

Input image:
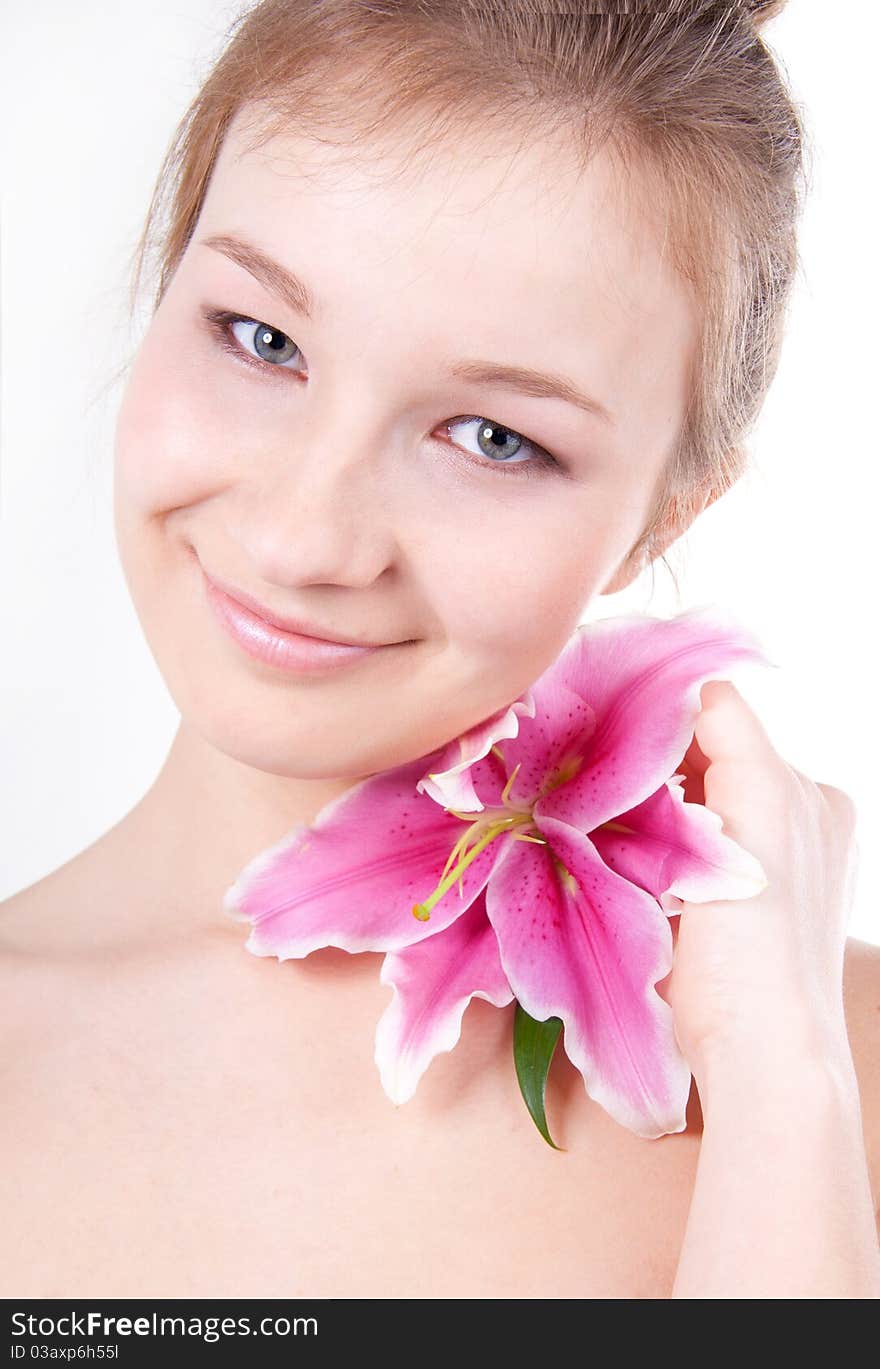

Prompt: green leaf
[{"left": 512, "top": 1001, "right": 565, "bottom": 1150}]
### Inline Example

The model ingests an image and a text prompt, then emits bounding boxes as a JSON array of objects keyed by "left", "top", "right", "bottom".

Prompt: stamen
[
  {"left": 500, "top": 761, "right": 522, "bottom": 808},
  {"left": 438, "top": 824, "right": 476, "bottom": 883},
  {"left": 413, "top": 813, "right": 528, "bottom": 920}
]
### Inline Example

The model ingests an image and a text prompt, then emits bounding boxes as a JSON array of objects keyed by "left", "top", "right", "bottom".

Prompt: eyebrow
[
  {"left": 199, "top": 232, "right": 616, "bottom": 426},
  {"left": 201, "top": 233, "right": 318, "bottom": 319}
]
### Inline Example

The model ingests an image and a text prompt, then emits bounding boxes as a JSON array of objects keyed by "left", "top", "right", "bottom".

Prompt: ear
[{"left": 599, "top": 481, "right": 723, "bottom": 596}]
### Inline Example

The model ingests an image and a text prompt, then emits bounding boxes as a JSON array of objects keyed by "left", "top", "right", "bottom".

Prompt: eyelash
[{"left": 201, "top": 307, "right": 562, "bottom": 480}]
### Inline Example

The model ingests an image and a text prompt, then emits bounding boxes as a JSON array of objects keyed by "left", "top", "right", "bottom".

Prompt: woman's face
[{"left": 114, "top": 112, "right": 699, "bottom": 780}]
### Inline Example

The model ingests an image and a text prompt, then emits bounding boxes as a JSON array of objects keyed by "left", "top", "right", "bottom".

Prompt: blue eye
[
  {"left": 238, "top": 319, "right": 302, "bottom": 366},
  {"left": 440, "top": 416, "right": 558, "bottom": 476},
  {"left": 202, "top": 306, "right": 562, "bottom": 479},
  {"left": 204, "top": 308, "right": 305, "bottom": 372}
]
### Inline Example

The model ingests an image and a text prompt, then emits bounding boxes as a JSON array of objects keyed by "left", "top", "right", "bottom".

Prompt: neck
[{"left": 106, "top": 717, "right": 372, "bottom": 939}]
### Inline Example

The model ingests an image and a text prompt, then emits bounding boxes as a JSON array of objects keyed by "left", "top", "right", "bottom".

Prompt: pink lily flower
[{"left": 224, "top": 605, "right": 772, "bottom": 1139}]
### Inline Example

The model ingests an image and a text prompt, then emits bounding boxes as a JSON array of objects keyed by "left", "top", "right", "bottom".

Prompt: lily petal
[
  {"left": 375, "top": 893, "right": 515, "bottom": 1104},
  {"left": 486, "top": 814, "right": 691, "bottom": 1138},
  {"left": 532, "top": 605, "right": 776, "bottom": 832},
  {"left": 588, "top": 777, "right": 768, "bottom": 902},
  {"left": 223, "top": 755, "right": 512, "bottom": 958},
  {"left": 499, "top": 680, "right": 597, "bottom": 809},
  {"left": 417, "top": 692, "right": 536, "bottom": 812}
]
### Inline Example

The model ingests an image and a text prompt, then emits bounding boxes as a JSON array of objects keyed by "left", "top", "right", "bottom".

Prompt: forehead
[
  {"left": 195, "top": 109, "right": 698, "bottom": 447},
  {"left": 208, "top": 110, "right": 679, "bottom": 305}
]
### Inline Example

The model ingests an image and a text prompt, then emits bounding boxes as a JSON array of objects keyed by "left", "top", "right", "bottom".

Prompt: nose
[{"left": 228, "top": 402, "right": 398, "bottom": 591}]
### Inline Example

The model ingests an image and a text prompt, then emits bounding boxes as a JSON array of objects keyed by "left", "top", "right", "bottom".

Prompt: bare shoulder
[
  {"left": 0, "top": 864, "right": 85, "bottom": 1031},
  {"left": 0, "top": 870, "right": 62, "bottom": 950},
  {"left": 0, "top": 818, "right": 154, "bottom": 961},
  {"left": 842, "top": 936, "right": 880, "bottom": 1203},
  {"left": 0, "top": 850, "right": 94, "bottom": 957},
  {"left": 0, "top": 838, "right": 137, "bottom": 1040}
]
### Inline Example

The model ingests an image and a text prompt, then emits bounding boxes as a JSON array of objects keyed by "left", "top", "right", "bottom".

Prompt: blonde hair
[{"left": 128, "top": 0, "right": 807, "bottom": 588}]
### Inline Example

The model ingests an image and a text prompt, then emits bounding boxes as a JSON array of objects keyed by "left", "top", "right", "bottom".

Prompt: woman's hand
[
  {"left": 662, "top": 678, "right": 861, "bottom": 1081},
  {"left": 663, "top": 680, "right": 880, "bottom": 1299}
]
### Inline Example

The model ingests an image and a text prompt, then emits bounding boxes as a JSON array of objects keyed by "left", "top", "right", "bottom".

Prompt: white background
[{"left": 1, "top": 3, "right": 877, "bottom": 944}]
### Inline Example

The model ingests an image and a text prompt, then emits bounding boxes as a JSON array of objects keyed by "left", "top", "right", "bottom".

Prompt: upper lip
[{"left": 199, "top": 558, "right": 391, "bottom": 648}]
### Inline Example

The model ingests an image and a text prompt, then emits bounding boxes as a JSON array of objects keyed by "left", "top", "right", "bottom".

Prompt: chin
[{"left": 177, "top": 678, "right": 438, "bottom": 782}]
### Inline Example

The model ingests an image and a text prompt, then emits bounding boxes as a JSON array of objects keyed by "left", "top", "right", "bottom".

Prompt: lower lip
[{"left": 202, "top": 574, "right": 386, "bottom": 675}]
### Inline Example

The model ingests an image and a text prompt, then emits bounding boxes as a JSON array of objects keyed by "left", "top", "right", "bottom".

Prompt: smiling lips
[{"left": 198, "top": 558, "right": 392, "bottom": 674}]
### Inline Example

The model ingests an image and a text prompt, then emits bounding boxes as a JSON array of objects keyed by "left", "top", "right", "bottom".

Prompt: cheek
[
  {"left": 113, "top": 326, "right": 236, "bottom": 525},
  {"left": 427, "top": 496, "right": 613, "bottom": 676}
]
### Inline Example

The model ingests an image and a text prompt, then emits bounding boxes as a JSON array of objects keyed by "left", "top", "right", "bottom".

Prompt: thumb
[
  {"left": 693, "top": 678, "right": 776, "bottom": 766},
  {"left": 690, "top": 679, "right": 779, "bottom": 887}
]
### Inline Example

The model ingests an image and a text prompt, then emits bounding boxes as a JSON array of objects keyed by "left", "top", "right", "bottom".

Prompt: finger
[{"left": 694, "top": 678, "right": 776, "bottom": 766}]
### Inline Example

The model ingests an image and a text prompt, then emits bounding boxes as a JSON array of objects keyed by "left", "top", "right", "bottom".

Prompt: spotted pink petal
[
  {"left": 417, "top": 692, "right": 536, "bottom": 812},
  {"left": 495, "top": 679, "right": 597, "bottom": 808},
  {"left": 507, "top": 605, "right": 776, "bottom": 833},
  {"left": 585, "top": 776, "right": 768, "bottom": 903},
  {"left": 486, "top": 813, "right": 691, "bottom": 1138},
  {"left": 223, "top": 753, "right": 510, "bottom": 957},
  {"left": 375, "top": 892, "right": 515, "bottom": 1104}
]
